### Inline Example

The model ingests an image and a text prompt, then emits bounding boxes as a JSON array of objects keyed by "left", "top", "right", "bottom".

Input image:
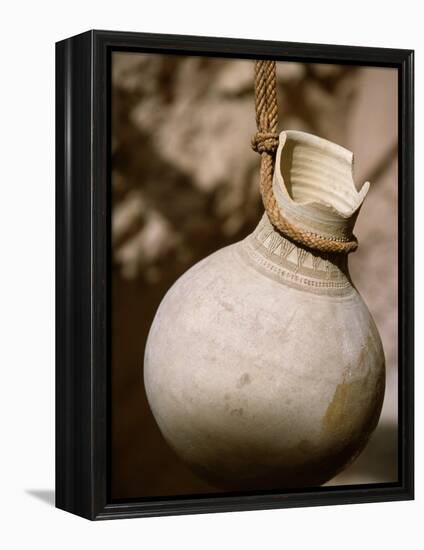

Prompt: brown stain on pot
[
  {"left": 322, "top": 380, "right": 352, "bottom": 435},
  {"left": 322, "top": 334, "right": 385, "bottom": 438},
  {"left": 322, "top": 367, "right": 385, "bottom": 444},
  {"left": 322, "top": 365, "right": 369, "bottom": 440}
]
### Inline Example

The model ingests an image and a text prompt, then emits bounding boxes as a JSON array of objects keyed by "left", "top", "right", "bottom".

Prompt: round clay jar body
[{"left": 144, "top": 131, "right": 385, "bottom": 490}]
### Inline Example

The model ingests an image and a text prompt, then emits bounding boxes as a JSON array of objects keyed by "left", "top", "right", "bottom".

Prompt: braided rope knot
[{"left": 251, "top": 132, "right": 279, "bottom": 154}]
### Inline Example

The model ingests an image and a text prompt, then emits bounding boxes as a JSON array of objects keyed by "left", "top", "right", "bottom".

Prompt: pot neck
[{"left": 240, "top": 214, "right": 353, "bottom": 296}]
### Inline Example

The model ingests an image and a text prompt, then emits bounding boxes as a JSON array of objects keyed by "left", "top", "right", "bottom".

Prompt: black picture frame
[{"left": 56, "top": 29, "right": 414, "bottom": 520}]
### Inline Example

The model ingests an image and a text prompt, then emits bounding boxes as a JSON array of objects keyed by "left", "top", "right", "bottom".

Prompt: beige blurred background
[{"left": 111, "top": 52, "right": 398, "bottom": 499}]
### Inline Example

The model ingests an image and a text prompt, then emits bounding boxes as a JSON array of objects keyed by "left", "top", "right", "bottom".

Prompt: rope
[{"left": 251, "top": 60, "right": 358, "bottom": 254}]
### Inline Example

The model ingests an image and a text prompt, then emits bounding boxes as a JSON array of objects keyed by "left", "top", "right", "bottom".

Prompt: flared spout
[{"left": 273, "top": 130, "right": 369, "bottom": 243}]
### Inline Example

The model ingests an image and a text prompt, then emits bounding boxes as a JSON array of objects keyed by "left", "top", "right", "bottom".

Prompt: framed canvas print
[{"left": 55, "top": 30, "right": 414, "bottom": 520}]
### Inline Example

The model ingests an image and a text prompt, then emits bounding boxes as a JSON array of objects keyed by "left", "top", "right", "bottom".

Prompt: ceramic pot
[{"left": 144, "top": 130, "right": 385, "bottom": 490}]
